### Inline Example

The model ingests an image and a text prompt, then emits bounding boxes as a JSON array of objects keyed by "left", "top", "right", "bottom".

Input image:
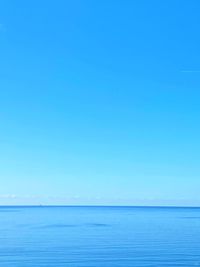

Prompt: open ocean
[{"left": 0, "top": 206, "right": 200, "bottom": 266}]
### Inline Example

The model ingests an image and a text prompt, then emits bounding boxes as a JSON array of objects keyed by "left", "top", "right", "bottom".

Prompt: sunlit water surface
[{"left": 0, "top": 206, "right": 200, "bottom": 266}]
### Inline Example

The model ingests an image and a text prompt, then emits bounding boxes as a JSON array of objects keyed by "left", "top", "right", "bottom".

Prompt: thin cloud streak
[{"left": 181, "top": 70, "right": 200, "bottom": 73}]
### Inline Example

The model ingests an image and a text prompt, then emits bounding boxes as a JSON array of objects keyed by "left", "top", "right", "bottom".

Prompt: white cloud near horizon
[{"left": 1, "top": 194, "right": 200, "bottom": 207}]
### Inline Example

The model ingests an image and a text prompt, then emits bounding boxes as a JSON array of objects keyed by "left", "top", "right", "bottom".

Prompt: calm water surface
[{"left": 0, "top": 206, "right": 200, "bottom": 266}]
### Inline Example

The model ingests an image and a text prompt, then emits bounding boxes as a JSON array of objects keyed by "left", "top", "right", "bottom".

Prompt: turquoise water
[{"left": 0, "top": 206, "right": 200, "bottom": 266}]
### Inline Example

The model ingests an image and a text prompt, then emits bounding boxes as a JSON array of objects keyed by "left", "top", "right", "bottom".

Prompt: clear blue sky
[{"left": 0, "top": 0, "right": 200, "bottom": 206}]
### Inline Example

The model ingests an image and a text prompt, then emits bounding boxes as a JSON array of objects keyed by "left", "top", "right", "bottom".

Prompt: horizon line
[{"left": 0, "top": 204, "right": 200, "bottom": 209}]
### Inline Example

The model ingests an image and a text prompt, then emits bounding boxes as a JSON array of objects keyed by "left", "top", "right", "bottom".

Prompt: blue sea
[{"left": 0, "top": 206, "right": 200, "bottom": 266}]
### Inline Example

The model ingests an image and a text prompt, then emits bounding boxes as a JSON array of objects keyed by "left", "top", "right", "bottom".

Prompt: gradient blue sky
[{"left": 0, "top": 0, "right": 200, "bottom": 206}]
